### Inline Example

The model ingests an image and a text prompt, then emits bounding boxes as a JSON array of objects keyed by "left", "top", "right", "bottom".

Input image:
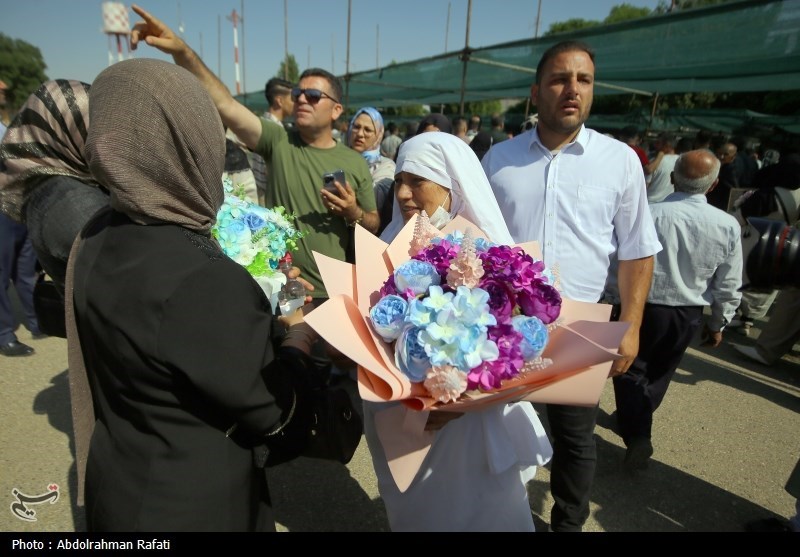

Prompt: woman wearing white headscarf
[
  {"left": 345, "top": 107, "right": 395, "bottom": 234},
  {"left": 364, "top": 132, "right": 552, "bottom": 532}
]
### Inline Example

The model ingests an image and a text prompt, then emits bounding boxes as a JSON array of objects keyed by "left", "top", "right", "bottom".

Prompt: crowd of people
[{"left": 1, "top": 3, "right": 798, "bottom": 533}]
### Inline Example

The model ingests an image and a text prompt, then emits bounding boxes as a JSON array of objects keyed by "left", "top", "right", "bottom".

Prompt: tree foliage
[
  {"left": 544, "top": 3, "right": 652, "bottom": 37},
  {"left": 0, "top": 32, "right": 48, "bottom": 111},
  {"left": 276, "top": 54, "right": 299, "bottom": 82},
  {"left": 544, "top": 18, "right": 600, "bottom": 37},
  {"left": 604, "top": 4, "right": 652, "bottom": 24}
]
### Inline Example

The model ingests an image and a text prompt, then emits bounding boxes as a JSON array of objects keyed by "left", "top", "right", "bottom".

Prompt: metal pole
[
  {"left": 458, "top": 0, "right": 472, "bottom": 115},
  {"left": 177, "top": 0, "right": 184, "bottom": 37},
  {"left": 535, "top": 0, "right": 542, "bottom": 39},
  {"left": 445, "top": 2, "right": 451, "bottom": 53},
  {"left": 227, "top": 10, "right": 241, "bottom": 95},
  {"left": 116, "top": 34, "right": 124, "bottom": 63},
  {"left": 284, "top": 0, "right": 289, "bottom": 80},
  {"left": 345, "top": 0, "right": 352, "bottom": 110},
  {"left": 241, "top": 0, "right": 246, "bottom": 99},
  {"left": 376, "top": 24, "right": 379, "bottom": 69},
  {"left": 648, "top": 92, "right": 660, "bottom": 134},
  {"left": 199, "top": 32, "right": 203, "bottom": 60}
]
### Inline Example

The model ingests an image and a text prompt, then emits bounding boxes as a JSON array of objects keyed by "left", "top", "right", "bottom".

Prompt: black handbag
[
  {"left": 33, "top": 279, "right": 67, "bottom": 338},
  {"left": 302, "top": 387, "right": 363, "bottom": 465}
]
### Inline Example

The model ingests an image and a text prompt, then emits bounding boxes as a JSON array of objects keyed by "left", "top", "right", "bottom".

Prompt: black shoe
[
  {"left": 624, "top": 437, "right": 653, "bottom": 471},
  {"left": 745, "top": 517, "right": 793, "bottom": 532},
  {"left": 31, "top": 332, "right": 49, "bottom": 340},
  {"left": 0, "top": 340, "right": 35, "bottom": 357}
]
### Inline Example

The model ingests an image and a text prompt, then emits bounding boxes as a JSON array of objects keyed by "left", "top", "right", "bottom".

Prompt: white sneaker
[{"left": 732, "top": 344, "right": 771, "bottom": 366}]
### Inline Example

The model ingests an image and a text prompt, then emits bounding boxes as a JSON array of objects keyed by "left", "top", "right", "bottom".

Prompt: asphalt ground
[{"left": 1, "top": 285, "right": 798, "bottom": 534}]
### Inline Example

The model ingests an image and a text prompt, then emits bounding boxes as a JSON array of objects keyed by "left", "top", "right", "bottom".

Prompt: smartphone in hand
[{"left": 322, "top": 169, "right": 346, "bottom": 195}]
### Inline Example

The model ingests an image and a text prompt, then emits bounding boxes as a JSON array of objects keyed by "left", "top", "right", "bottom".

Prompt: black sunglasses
[{"left": 291, "top": 87, "right": 340, "bottom": 105}]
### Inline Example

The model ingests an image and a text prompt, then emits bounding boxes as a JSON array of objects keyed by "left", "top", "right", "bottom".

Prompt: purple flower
[
  {"left": 466, "top": 324, "right": 524, "bottom": 390},
  {"left": 479, "top": 279, "right": 515, "bottom": 323},
  {"left": 518, "top": 282, "right": 562, "bottom": 324},
  {"left": 415, "top": 242, "right": 458, "bottom": 276},
  {"left": 380, "top": 274, "right": 398, "bottom": 297}
]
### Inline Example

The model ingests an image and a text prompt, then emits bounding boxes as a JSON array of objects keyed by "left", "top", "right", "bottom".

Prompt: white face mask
[{"left": 425, "top": 191, "right": 452, "bottom": 229}]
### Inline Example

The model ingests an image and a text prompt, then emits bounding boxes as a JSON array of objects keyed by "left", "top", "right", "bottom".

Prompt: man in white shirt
[
  {"left": 645, "top": 132, "right": 679, "bottom": 202},
  {"left": 482, "top": 40, "right": 661, "bottom": 532},
  {"left": 614, "top": 149, "right": 742, "bottom": 470}
]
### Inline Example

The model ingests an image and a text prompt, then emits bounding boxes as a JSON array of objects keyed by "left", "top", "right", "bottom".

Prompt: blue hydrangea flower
[
  {"left": 458, "top": 327, "right": 500, "bottom": 369},
  {"left": 451, "top": 286, "right": 496, "bottom": 328},
  {"left": 407, "top": 298, "right": 436, "bottom": 327}
]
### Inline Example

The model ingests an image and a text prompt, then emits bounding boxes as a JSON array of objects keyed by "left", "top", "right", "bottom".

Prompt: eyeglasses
[
  {"left": 351, "top": 124, "right": 376, "bottom": 136},
  {"left": 291, "top": 87, "right": 340, "bottom": 105}
]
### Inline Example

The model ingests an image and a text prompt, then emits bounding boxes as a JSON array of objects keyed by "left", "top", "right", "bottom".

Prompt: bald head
[{"left": 672, "top": 149, "right": 721, "bottom": 195}]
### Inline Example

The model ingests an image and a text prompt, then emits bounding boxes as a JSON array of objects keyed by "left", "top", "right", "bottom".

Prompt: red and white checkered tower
[
  {"left": 226, "top": 9, "right": 242, "bottom": 95},
  {"left": 102, "top": 2, "right": 131, "bottom": 66}
]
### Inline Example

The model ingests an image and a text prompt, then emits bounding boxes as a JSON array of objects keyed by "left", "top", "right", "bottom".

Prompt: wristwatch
[{"left": 347, "top": 207, "right": 364, "bottom": 228}]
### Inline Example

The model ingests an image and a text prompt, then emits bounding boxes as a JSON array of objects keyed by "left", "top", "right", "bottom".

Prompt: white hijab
[{"left": 380, "top": 131, "right": 513, "bottom": 245}]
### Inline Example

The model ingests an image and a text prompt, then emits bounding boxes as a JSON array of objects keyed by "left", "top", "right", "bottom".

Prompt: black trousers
[
  {"left": 612, "top": 303, "right": 703, "bottom": 445},
  {"left": 547, "top": 402, "right": 599, "bottom": 532}
]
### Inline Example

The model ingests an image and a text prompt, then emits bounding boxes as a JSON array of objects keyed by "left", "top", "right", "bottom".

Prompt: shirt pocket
[{"left": 574, "top": 182, "right": 619, "bottom": 229}]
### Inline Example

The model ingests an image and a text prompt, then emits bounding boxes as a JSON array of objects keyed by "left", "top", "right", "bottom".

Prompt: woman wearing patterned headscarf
[
  {"left": 0, "top": 79, "right": 109, "bottom": 294},
  {"left": 364, "top": 131, "right": 552, "bottom": 532},
  {"left": 72, "top": 58, "right": 317, "bottom": 532},
  {"left": 346, "top": 107, "right": 395, "bottom": 235}
]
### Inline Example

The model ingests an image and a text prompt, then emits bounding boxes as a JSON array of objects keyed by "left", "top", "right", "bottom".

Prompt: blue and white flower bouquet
[
  {"left": 369, "top": 223, "right": 561, "bottom": 404},
  {"left": 212, "top": 177, "right": 304, "bottom": 308},
  {"left": 304, "top": 214, "right": 629, "bottom": 413}
]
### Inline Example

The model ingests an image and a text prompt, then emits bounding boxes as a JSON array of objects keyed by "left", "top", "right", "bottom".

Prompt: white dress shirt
[
  {"left": 482, "top": 126, "right": 662, "bottom": 303},
  {"left": 647, "top": 153, "right": 679, "bottom": 203}
]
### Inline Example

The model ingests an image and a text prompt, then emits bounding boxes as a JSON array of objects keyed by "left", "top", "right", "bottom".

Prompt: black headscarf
[{"left": 415, "top": 113, "right": 453, "bottom": 136}]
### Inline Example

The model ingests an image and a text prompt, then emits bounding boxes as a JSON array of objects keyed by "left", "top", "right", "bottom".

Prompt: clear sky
[{"left": 1, "top": 0, "right": 662, "bottom": 95}]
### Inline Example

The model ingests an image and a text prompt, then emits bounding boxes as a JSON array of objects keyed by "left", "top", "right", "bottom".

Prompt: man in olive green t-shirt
[
  {"left": 130, "top": 7, "right": 380, "bottom": 299},
  {"left": 255, "top": 83, "right": 376, "bottom": 297}
]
